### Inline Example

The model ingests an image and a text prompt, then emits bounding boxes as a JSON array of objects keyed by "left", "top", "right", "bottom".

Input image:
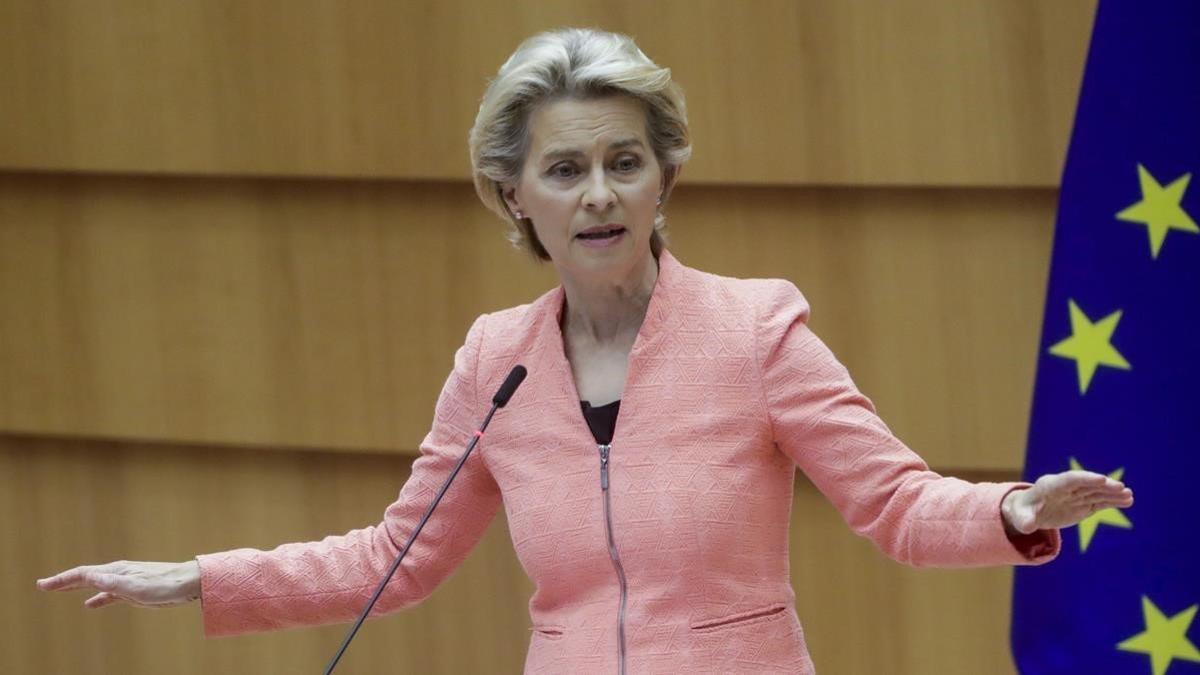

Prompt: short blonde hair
[{"left": 469, "top": 28, "right": 692, "bottom": 261}]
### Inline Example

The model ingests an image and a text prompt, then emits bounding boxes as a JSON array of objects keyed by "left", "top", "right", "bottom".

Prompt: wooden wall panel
[
  {"left": 0, "top": 0, "right": 1093, "bottom": 186},
  {"left": 1, "top": 173, "right": 1053, "bottom": 470},
  {"left": 0, "top": 173, "right": 555, "bottom": 451},
  {"left": 4, "top": 434, "right": 1020, "bottom": 675},
  {"left": 1, "top": 2, "right": 1090, "bottom": 672}
]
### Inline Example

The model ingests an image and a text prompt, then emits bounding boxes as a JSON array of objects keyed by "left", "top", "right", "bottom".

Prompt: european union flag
[{"left": 1011, "top": 2, "right": 1200, "bottom": 673}]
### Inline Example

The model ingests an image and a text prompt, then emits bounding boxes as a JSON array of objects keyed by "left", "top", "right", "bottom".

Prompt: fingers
[
  {"left": 1061, "top": 471, "right": 1114, "bottom": 492},
  {"left": 1075, "top": 485, "right": 1133, "bottom": 499},
  {"left": 1108, "top": 490, "right": 1133, "bottom": 504},
  {"left": 37, "top": 566, "right": 93, "bottom": 591},
  {"left": 37, "top": 566, "right": 120, "bottom": 593},
  {"left": 1068, "top": 488, "right": 1134, "bottom": 516},
  {"left": 1071, "top": 484, "right": 1133, "bottom": 504},
  {"left": 84, "top": 592, "right": 124, "bottom": 609},
  {"left": 1064, "top": 475, "right": 1128, "bottom": 498}
]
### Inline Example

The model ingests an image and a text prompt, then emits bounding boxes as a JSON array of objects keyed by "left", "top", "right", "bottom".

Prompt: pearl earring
[{"left": 514, "top": 210, "right": 525, "bottom": 219}]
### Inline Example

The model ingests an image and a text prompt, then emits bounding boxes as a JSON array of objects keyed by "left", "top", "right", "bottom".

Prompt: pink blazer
[{"left": 197, "top": 250, "right": 1059, "bottom": 672}]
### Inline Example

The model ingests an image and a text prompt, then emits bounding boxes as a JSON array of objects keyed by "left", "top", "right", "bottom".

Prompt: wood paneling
[
  {"left": 0, "top": 0, "right": 1094, "bottom": 186},
  {"left": 1, "top": 2, "right": 1091, "bottom": 672},
  {"left": 1, "top": 173, "right": 1054, "bottom": 470},
  {"left": 4, "top": 434, "right": 1020, "bottom": 675}
]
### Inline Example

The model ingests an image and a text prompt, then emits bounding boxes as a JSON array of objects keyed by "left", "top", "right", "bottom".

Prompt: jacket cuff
[{"left": 195, "top": 551, "right": 240, "bottom": 638}]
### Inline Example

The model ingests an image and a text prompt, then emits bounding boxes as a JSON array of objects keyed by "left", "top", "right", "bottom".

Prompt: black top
[{"left": 580, "top": 399, "right": 621, "bottom": 445}]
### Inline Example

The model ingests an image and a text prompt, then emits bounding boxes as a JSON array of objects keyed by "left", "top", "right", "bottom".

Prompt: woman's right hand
[{"left": 36, "top": 560, "right": 202, "bottom": 609}]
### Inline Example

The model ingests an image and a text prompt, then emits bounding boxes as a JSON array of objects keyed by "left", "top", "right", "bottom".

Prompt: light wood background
[{"left": 1, "top": 1, "right": 1096, "bottom": 673}]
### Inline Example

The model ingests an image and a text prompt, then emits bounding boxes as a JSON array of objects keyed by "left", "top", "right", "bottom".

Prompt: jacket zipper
[{"left": 598, "top": 443, "right": 628, "bottom": 675}]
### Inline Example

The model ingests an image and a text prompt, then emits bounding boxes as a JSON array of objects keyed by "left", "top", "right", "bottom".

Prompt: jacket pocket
[
  {"left": 531, "top": 625, "right": 566, "bottom": 641},
  {"left": 689, "top": 603, "right": 789, "bottom": 633}
]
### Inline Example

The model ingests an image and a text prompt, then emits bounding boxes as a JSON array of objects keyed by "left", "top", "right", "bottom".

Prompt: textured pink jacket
[{"left": 197, "top": 250, "right": 1059, "bottom": 672}]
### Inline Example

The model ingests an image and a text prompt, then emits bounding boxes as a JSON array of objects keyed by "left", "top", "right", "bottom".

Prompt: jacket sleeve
[
  {"left": 755, "top": 280, "right": 1059, "bottom": 568},
  {"left": 195, "top": 314, "right": 503, "bottom": 636}
]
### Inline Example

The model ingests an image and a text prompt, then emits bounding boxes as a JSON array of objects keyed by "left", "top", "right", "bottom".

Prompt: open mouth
[{"left": 577, "top": 226, "right": 626, "bottom": 240}]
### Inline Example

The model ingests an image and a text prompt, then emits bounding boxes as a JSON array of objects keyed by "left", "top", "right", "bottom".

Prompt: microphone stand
[{"left": 323, "top": 365, "right": 527, "bottom": 674}]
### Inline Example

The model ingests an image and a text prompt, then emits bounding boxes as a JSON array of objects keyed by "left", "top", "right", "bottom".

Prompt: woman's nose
[{"left": 582, "top": 173, "right": 616, "bottom": 211}]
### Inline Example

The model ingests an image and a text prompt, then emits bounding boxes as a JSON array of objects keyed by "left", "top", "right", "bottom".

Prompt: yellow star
[
  {"left": 1048, "top": 300, "right": 1132, "bottom": 394},
  {"left": 1068, "top": 458, "right": 1131, "bottom": 552},
  {"left": 1118, "top": 596, "right": 1200, "bottom": 675},
  {"left": 1116, "top": 164, "right": 1198, "bottom": 259}
]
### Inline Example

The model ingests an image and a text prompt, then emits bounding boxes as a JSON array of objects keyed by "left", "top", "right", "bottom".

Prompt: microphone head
[{"left": 492, "top": 365, "right": 528, "bottom": 407}]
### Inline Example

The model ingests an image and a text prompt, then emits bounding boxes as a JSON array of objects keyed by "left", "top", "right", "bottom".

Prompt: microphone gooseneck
[{"left": 323, "top": 364, "right": 528, "bottom": 675}]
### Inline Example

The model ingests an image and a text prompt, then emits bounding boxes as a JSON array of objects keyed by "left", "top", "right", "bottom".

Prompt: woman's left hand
[{"left": 1001, "top": 470, "right": 1134, "bottom": 535}]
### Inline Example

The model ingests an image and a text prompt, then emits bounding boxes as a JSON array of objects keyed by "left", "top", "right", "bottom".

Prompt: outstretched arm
[
  {"left": 755, "top": 280, "right": 1090, "bottom": 567},
  {"left": 37, "top": 315, "right": 504, "bottom": 636}
]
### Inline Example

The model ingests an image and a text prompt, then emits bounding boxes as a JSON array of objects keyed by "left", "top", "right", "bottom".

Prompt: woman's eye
[
  {"left": 550, "top": 164, "right": 579, "bottom": 178},
  {"left": 614, "top": 156, "right": 641, "bottom": 172}
]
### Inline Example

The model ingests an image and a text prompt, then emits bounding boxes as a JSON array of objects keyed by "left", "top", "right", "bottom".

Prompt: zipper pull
[{"left": 598, "top": 444, "right": 610, "bottom": 490}]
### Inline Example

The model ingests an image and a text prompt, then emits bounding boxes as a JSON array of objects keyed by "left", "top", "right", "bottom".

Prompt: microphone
[
  {"left": 493, "top": 364, "right": 527, "bottom": 407},
  {"left": 323, "top": 364, "right": 528, "bottom": 674}
]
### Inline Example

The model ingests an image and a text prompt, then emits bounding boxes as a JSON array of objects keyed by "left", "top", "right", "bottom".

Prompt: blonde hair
[{"left": 469, "top": 28, "right": 692, "bottom": 261}]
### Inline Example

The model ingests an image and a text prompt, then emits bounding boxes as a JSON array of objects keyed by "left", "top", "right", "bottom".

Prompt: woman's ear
[{"left": 501, "top": 185, "right": 522, "bottom": 218}]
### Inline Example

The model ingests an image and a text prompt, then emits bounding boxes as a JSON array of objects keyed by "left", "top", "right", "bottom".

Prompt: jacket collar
[
  {"left": 518, "top": 248, "right": 687, "bottom": 419},
  {"left": 541, "top": 248, "right": 684, "bottom": 358}
]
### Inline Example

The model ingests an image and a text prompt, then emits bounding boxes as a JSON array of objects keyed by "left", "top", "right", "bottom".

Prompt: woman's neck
[{"left": 560, "top": 252, "right": 659, "bottom": 344}]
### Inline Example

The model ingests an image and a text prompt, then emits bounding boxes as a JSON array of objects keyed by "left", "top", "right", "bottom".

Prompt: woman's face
[{"left": 503, "top": 95, "right": 664, "bottom": 279}]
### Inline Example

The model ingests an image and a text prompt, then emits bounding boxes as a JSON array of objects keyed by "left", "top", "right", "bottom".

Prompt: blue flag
[{"left": 1011, "top": 2, "right": 1200, "bottom": 674}]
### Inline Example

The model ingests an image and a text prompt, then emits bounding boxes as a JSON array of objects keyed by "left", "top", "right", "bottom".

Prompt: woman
[{"left": 38, "top": 28, "right": 1133, "bottom": 672}]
